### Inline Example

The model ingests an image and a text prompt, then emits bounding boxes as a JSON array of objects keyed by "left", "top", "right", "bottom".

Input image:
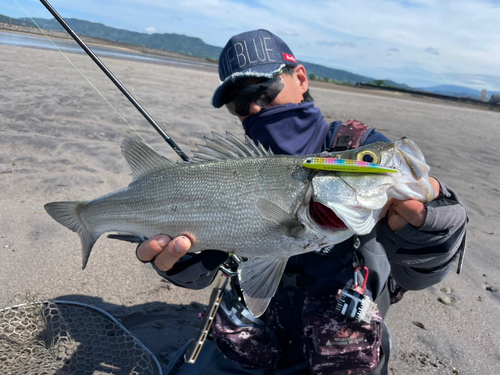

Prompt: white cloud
[
  {"left": 7, "top": 0, "right": 498, "bottom": 90},
  {"left": 145, "top": 26, "right": 156, "bottom": 34},
  {"left": 249, "top": 0, "right": 500, "bottom": 88},
  {"left": 279, "top": 30, "right": 301, "bottom": 38}
]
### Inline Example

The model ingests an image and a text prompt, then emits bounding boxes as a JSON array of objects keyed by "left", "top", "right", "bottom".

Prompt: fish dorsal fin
[
  {"left": 239, "top": 256, "right": 289, "bottom": 317},
  {"left": 191, "top": 131, "right": 272, "bottom": 162},
  {"left": 121, "top": 138, "right": 177, "bottom": 180}
]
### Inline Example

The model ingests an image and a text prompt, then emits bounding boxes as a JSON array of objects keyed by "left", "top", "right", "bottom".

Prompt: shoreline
[{"left": 0, "top": 21, "right": 218, "bottom": 65}]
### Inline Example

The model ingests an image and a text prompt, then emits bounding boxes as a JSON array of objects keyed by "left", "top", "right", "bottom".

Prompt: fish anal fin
[
  {"left": 256, "top": 198, "right": 305, "bottom": 238},
  {"left": 238, "top": 257, "right": 288, "bottom": 317}
]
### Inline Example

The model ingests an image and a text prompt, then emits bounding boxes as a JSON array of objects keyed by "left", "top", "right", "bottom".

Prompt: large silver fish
[{"left": 45, "top": 132, "right": 435, "bottom": 316}]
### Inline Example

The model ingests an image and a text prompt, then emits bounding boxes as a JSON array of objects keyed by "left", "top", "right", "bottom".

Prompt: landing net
[{"left": 0, "top": 300, "right": 162, "bottom": 375}]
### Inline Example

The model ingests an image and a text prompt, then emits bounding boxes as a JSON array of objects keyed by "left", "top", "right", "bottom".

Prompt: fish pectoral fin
[
  {"left": 256, "top": 198, "right": 305, "bottom": 238},
  {"left": 121, "top": 138, "right": 178, "bottom": 180},
  {"left": 238, "top": 256, "right": 288, "bottom": 317}
]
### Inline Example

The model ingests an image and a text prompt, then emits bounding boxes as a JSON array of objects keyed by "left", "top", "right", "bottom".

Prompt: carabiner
[{"left": 354, "top": 266, "right": 369, "bottom": 293}]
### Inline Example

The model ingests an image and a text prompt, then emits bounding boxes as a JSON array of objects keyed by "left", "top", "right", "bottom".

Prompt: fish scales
[{"left": 80, "top": 155, "right": 310, "bottom": 257}]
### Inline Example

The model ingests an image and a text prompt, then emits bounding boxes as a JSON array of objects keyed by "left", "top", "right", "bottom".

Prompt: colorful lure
[{"left": 302, "top": 157, "right": 398, "bottom": 173}]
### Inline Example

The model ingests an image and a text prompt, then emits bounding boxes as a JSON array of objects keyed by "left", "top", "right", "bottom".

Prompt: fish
[{"left": 44, "top": 132, "right": 435, "bottom": 317}]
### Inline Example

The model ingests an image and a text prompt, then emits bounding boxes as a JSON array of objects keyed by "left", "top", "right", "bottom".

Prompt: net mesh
[{"left": 0, "top": 300, "right": 162, "bottom": 375}]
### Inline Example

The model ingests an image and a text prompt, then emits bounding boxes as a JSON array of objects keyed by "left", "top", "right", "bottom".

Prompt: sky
[{"left": 2, "top": 0, "right": 500, "bottom": 91}]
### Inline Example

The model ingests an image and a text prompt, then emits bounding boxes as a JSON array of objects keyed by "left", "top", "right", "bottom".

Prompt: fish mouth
[{"left": 309, "top": 200, "right": 348, "bottom": 230}]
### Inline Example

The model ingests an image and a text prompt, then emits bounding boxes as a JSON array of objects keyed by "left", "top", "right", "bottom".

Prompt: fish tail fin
[{"left": 44, "top": 201, "right": 98, "bottom": 269}]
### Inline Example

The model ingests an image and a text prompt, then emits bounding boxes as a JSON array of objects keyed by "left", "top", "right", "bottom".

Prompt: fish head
[{"left": 302, "top": 139, "right": 434, "bottom": 236}]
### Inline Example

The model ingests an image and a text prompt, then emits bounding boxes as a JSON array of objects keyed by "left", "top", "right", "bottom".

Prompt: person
[{"left": 136, "top": 30, "right": 468, "bottom": 375}]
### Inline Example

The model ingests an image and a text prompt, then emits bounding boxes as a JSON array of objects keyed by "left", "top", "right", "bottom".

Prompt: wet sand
[{"left": 0, "top": 41, "right": 499, "bottom": 374}]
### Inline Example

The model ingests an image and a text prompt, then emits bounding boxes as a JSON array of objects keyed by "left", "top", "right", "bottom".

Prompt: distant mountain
[
  {"left": 380, "top": 80, "right": 415, "bottom": 90},
  {"left": 419, "top": 85, "right": 500, "bottom": 100},
  {"left": 302, "top": 61, "right": 374, "bottom": 84},
  {"left": 419, "top": 85, "right": 482, "bottom": 99},
  {"left": 19, "top": 16, "right": 223, "bottom": 60},
  {"left": 0, "top": 14, "right": 25, "bottom": 25}
]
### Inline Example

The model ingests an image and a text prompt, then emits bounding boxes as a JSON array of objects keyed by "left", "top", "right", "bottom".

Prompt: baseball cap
[{"left": 211, "top": 29, "right": 298, "bottom": 108}]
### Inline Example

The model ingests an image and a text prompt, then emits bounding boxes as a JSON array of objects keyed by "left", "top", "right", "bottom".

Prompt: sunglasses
[{"left": 225, "top": 75, "right": 286, "bottom": 117}]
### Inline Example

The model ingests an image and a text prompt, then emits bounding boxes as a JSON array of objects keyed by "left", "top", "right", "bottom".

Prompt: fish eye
[{"left": 356, "top": 150, "right": 378, "bottom": 163}]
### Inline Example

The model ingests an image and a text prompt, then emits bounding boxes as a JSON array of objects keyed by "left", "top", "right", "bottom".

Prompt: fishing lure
[{"left": 302, "top": 157, "right": 397, "bottom": 173}]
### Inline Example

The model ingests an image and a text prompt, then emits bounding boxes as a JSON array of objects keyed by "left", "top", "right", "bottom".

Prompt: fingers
[
  {"left": 154, "top": 236, "right": 191, "bottom": 272},
  {"left": 137, "top": 235, "right": 171, "bottom": 262},
  {"left": 387, "top": 199, "right": 427, "bottom": 230},
  {"left": 429, "top": 177, "right": 440, "bottom": 199},
  {"left": 387, "top": 205, "right": 409, "bottom": 231},
  {"left": 137, "top": 235, "right": 191, "bottom": 272},
  {"left": 386, "top": 178, "right": 438, "bottom": 231}
]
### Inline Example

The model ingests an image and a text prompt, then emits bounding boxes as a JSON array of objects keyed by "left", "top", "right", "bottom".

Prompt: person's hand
[
  {"left": 387, "top": 177, "right": 440, "bottom": 231},
  {"left": 136, "top": 235, "right": 191, "bottom": 272}
]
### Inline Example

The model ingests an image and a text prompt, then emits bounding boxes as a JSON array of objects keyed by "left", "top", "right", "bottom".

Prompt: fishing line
[
  {"left": 13, "top": 0, "right": 148, "bottom": 144},
  {"left": 40, "top": 0, "right": 189, "bottom": 161}
]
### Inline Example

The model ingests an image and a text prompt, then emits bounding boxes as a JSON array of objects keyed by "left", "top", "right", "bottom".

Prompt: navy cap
[{"left": 211, "top": 29, "right": 298, "bottom": 108}]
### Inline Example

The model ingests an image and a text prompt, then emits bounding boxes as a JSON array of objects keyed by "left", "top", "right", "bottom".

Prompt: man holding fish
[{"left": 120, "top": 30, "right": 468, "bottom": 374}]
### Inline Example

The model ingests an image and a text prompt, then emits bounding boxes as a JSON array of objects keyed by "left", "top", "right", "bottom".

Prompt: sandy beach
[{"left": 0, "top": 39, "right": 499, "bottom": 374}]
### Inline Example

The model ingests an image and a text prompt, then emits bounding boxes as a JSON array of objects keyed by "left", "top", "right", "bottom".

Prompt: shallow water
[{"left": 0, "top": 30, "right": 216, "bottom": 68}]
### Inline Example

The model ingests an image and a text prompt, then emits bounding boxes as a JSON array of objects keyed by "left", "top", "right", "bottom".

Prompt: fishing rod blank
[{"left": 39, "top": 0, "right": 189, "bottom": 161}]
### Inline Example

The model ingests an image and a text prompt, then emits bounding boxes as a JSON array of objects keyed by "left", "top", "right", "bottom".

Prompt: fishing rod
[{"left": 39, "top": 0, "right": 190, "bottom": 161}]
